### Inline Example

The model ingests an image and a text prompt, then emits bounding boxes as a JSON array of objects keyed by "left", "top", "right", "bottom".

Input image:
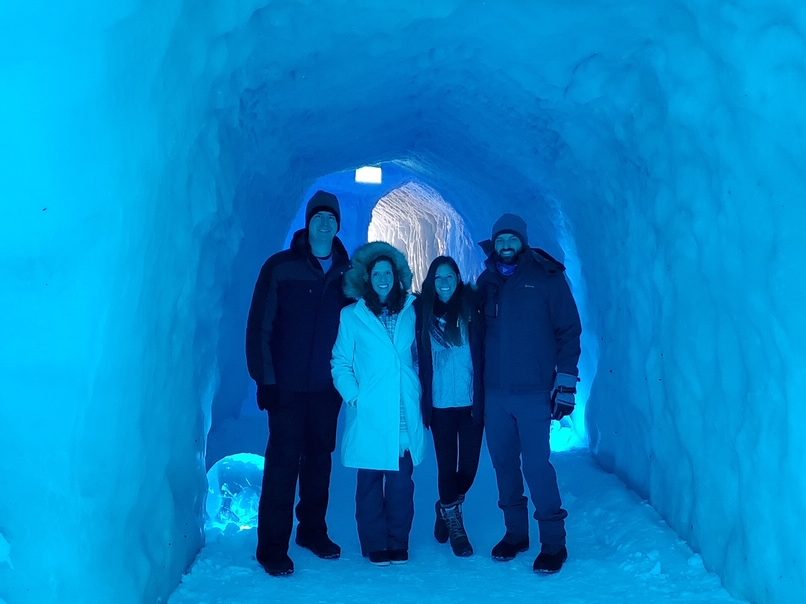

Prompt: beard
[{"left": 495, "top": 248, "right": 521, "bottom": 264}]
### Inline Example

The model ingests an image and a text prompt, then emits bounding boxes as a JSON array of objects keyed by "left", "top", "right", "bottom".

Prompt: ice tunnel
[{"left": 2, "top": 1, "right": 806, "bottom": 603}]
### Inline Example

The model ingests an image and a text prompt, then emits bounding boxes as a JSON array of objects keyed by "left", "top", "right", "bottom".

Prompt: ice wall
[
  {"left": 2, "top": 1, "right": 805, "bottom": 603},
  {"left": 0, "top": 4, "right": 214, "bottom": 603},
  {"left": 368, "top": 182, "right": 483, "bottom": 287}
]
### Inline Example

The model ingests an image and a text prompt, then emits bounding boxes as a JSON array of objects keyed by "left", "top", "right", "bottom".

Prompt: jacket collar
[
  {"left": 355, "top": 293, "right": 415, "bottom": 328},
  {"left": 290, "top": 228, "right": 349, "bottom": 269},
  {"left": 479, "top": 241, "right": 567, "bottom": 275}
]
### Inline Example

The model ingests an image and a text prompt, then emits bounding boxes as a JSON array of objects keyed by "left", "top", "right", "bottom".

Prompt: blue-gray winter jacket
[{"left": 476, "top": 245, "right": 582, "bottom": 392}]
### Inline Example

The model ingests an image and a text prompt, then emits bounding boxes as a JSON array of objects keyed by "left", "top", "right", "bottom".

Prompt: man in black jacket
[
  {"left": 477, "top": 213, "right": 582, "bottom": 575},
  {"left": 245, "top": 190, "right": 349, "bottom": 576}
]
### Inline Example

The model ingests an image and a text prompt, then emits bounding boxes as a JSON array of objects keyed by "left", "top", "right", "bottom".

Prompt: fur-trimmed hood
[{"left": 343, "top": 241, "right": 413, "bottom": 300}]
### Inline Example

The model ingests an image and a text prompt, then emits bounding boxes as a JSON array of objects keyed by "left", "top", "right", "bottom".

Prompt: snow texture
[
  {"left": 175, "top": 451, "right": 743, "bottom": 604},
  {"left": 2, "top": 1, "right": 805, "bottom": 603}
]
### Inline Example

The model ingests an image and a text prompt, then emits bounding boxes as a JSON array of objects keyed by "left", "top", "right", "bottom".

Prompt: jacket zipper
[
  {"left": 496, "top": 273, "right": 509, "bottom": 390},
  {"left": 303, "top": 257, "right": 329, "bottom": 390}
]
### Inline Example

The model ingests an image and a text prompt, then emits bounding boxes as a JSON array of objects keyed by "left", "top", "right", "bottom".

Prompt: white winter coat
[{"left": 331, "top": 294, "right": 426, "bottom": 471}]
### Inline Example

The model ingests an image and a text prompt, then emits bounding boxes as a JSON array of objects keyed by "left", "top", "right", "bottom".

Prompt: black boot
[
  {"left": 295, "top": 529, "right": 341, "bottom": 559},
  {"left": 388, "top": 549, "right": 409, "bottom": 564},
  {"left": 491, "top": 535, "right": 529, "bottom": 561},
  {"left": 440, "top": 501, "right": 473, "bottom": 557},
  {"left": 257, "top": 552, "right": 294, "bottom": 576},
  {"left": 533, "top": 545, "right": 568, "bottom": 574},
  {"left": 434, "top": 500, "right": 449, "bottom": 544}
]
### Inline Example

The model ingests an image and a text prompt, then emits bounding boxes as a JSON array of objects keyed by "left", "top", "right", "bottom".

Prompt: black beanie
[
  {"left": 305, "top": 190, "right": 341, "bottom": 229},
  {"left": 491, "top": 213, "right": 528, "bottom": 246}
]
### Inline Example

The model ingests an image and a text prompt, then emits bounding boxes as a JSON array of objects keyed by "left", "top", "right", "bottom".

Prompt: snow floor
[{"left": 170, "top": 449, "right": 745, "bottom": 604}]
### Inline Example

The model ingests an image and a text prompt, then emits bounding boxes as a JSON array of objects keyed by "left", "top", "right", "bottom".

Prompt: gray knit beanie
[
  {"left": 491, "top": 213, "right": 528, "bottom": 246},
  {"left": 305, "top": 190, "right": 341, "bottom": 229}
]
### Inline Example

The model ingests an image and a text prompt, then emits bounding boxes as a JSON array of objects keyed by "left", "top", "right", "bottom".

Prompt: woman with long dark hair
[
  {"left": 415, "top": 256, "right": 484, "bottom": 557},
  {"left": 331, "top": 242, "right": 426, "bottom": 566}
]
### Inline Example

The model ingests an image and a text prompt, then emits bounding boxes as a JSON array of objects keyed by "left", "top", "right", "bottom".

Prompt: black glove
[
  {"left": 551, "top": 372, "right": 578, "bottom": 421},
  {"left": 256, "top": 383, "right": 279, "bottom": 412}
]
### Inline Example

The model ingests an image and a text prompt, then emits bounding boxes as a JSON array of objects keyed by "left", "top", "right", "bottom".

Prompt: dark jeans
[
  {"left": 355, "top": 452, "right": 414, "bottom": 555},
  {"left": 256, "top": 389, "right": 341, "bottom": 560},
  {"left": 484, "top": 390, "right": 567, "bottom": 548},
  {"left": 431, "top": 406, "right": 484, "bottom": 504}
]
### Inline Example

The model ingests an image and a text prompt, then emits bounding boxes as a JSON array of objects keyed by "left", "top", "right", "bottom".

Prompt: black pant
[
  {"left": 431, "top": 406, "right": 484, "bottom": 504},
  {"left": 256, "top": 389, "right": 341, "bottom": 559},
  {"left": 355, "top": 452, "right": 414, "bottom": 555}
]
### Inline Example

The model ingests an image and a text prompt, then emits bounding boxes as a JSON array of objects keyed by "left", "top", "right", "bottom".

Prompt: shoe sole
[
  {"left": 492, "top": 545, "right": 529, "bottom": 562},
  {"left": 390, "top": 559, "right": 408, "bottom": 565},
  {"left": 534, "top": 555, "right": 567, "bottom": 574},
  {"left": 533, "top": 549, "right": 568, "bottom": 573},
  {"left": 258, "top": 558, "right": 295, "bottom": 576},
  {"left": 370, "top": 561, "right": 390, "bottom": 566},
  {"left": 296, "top": 540, "right": 341, "bottom": 560},
  {"left": 299, "top": 547, "right": 340, "bottom": 560},
  {"left": 267, "top": 569, "right": 294, "bottom": 577},
  {"left": 449, "top": 536, "right": 474, "bottom": 557}
]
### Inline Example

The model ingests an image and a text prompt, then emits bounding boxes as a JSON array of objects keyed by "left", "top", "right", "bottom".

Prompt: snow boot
[
  {"left": 440, "top": 500, "right": 473, "bottom": 557},
  {"left": 388, "top": 549, "right": 409, "bottom": 564},
  {"left": 257, "top": 552, "right": 294, "bottom": 576},
  {"left": 533, "top": 545, "right": 568, "bottom": 574},
  {"left": 295, "top": 530, "right": 341, "bottom": 559},
  {"left": 368, "top": 550, "right": 390, "bottom": 566},
  {"left": 491, "top": 535, "right": 529, "bottom": 561},
  {"left": 434, "top": 499, "right": 449, "bottom": 543}
]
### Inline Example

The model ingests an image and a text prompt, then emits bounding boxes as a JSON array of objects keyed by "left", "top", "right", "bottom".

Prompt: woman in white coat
[{"left": 331, "top": 242, "right": 426, "bottom": 566}]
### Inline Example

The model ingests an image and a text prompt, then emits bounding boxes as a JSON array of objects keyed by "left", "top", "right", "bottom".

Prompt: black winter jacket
[
  {"left": 245, "top": 229, "right": 350, "bottom": 392},
  {"left": 476, "top": 245, "right": 582, "bottom": 393},
  {"left": 414, "top": 296, "right": 485, "bottom": 428}
]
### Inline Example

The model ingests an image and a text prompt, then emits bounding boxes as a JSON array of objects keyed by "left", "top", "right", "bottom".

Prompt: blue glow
[{"left": 205, "top": 453, "right": 264, "bottom": 534}]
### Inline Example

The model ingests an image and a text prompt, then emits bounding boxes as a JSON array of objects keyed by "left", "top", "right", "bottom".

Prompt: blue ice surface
[
  {"left": 2, "top": 1, "right": 805, "bottom": 603},
  {"left": 206, "top": 453, "right": 264, "bottom": 534}
]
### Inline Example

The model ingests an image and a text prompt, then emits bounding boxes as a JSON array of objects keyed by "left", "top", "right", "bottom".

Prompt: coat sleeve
[
  {"left": 469, "top": 306, "right": 486, "bottom": 423},
  {"left": 549, "top": 274, "right": 582, "bottom": 377},
  {"left": 331, "top": 309, "right": 360, "bottom": 403},
  {"left": 413, "top": 300, "right": 433, "bottom": 427},
  {"left": 245, "top": 259, "right": 279, "bottom": 385}
]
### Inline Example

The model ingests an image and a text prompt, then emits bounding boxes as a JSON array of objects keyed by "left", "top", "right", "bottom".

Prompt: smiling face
[
  {"left": 308, "top": 210, "right": 338, "bottom": 245},
  {"left": 370, "top": 259, "right": 394, "bottom": 303},
  {"left": 494, "top": 232, "right": 523, "bottom": 264},
  {"left": 434, "top": 263, "right": 458, "bottom": 303}
]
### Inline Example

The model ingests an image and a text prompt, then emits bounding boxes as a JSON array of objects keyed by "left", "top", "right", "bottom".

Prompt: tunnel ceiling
[{"left": 158, "top": 0, "right": 667, "bottom": 240}]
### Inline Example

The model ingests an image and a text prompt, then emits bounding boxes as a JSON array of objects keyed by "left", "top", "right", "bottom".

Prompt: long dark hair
[
  {"left": 419, "top": 256, "right": 473, "bottom": 349},
  {"left": 365, "top": 255, "right": 405, "bottom": 316}
]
